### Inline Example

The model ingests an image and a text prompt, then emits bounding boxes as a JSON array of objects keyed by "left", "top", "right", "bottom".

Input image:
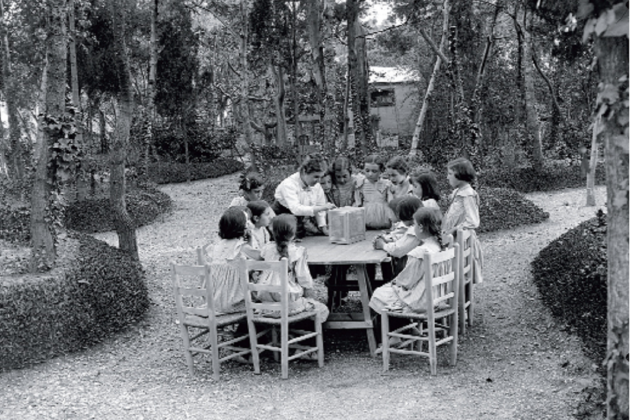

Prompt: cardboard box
[{"left": 328, "top": 207, "right": 366, "bottom": 244}]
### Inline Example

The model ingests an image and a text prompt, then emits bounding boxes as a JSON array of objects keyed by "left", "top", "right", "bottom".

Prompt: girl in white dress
[
  {"left": 246, "top": 200, "right": 275, "bottom": 255},
  {"left": 386, "top": 156, "right": 413, "bottom": 200},
  {"left": 370, "top": 207, "right": 446, "bottom": 315},
  {"left": 354, "top": 155, "right": 396, "bottom": 229}
]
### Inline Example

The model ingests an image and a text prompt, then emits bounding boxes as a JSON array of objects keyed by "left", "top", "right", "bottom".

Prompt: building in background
[{"left": 369, "top": 66, "right": 421, "bottom": 145}]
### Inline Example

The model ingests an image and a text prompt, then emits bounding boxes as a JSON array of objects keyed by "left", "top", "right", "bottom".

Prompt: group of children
[{"left": 205, "top": 155, "right": 482, "bottom": 336}]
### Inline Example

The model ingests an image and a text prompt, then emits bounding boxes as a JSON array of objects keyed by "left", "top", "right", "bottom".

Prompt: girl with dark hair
[
  {"left": 443, "top": 157, "right": 483, "bottom": 284},
  {"left": 256, "top": 215, "right": 330, "bottom": 324},
  {"left": 246, "top": 200, "right": 275, "bottom": 252},
  {"left": 230, "top": 171, "right": 265, "bottom": 208},
  {"left": 369, "top": 207, "right": 446, "bottom": 316},
  {"left": 355, "top": 154, "right": 396, "bottom": 229},
  {"left": 330, "top": 156, "right": 357, "bottom": 207},
  {"left": 272, "top": 154, "right": 336, "bottom": 238},
  {"left": 409, "top": 168, "right": 441, "bottom": 209},
  {"left": 203, "top": 208, "right": 258, "bottom": 314},
  {"left": 386, "top": 156, "right": 413, "bottom": 200}
]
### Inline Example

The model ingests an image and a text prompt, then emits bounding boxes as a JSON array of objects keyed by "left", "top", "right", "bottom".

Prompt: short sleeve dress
[
  {"left": 257, "top": 243, "right": 330, "bottom": 322},
  {"left": 355, "top": 177, "right": 396, "bottom": 229},
  {"left": 207, "top": 238, "right": 248, "bottom": 314},
  {"left": 369, "top": 237, "right": 442, "bottom": 314}
]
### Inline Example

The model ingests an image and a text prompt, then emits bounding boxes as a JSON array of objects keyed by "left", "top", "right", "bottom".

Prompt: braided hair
[
  {"left": 413, "top": 207, "right": 445, "bottom": 250},
  {"left": 271, "top": 214, "right": 297, "bottom": 260}
]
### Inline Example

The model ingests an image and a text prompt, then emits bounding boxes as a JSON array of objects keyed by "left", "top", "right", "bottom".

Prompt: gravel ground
[{"left": 0, "top": 174, "right": 608, "bottom": 420}]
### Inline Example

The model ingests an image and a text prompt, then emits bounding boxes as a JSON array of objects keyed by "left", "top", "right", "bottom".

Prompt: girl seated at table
[
  {"left": 229, "top": 171, "right": 265, "bottom": 208},
  {"left": 330, "top": 156, "right": 358, "bottom": 207},
  {"left": 272, "top": 154, "right": 336, "bottom": 238},
  {"left": 256, "top": 214, "right": 330, "bottom": 324},
  {"left": 410, "top": 168, "right": 441, "bottom": 209},
  {"left": 373, "top": 196, "right": 423, "bottom": 276},
  {"left": 369, "top": 207, "right": 445, "bottom": 317},
  {"left": 206, "top": 208, "right": 259, "bottom": 314},
  {"left": 246, "top": 200, "right": 275, "bottom": 255}
]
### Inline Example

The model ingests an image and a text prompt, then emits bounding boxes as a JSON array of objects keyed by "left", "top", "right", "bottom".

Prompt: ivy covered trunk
[
  {"left": 305, "top": 0, "right": 327, "bottom": 145},
  {"left": 109, "top": 0, "right": 138, "bottom": 260},
  {"left": 30, "top": 0, "right": 67, "bottom": 272},
  {"left": 595, "top": 34, "right": 629, "bottom": 420},
  {"left": 522, "top": 15, "right": 544, "bottom": 172}
]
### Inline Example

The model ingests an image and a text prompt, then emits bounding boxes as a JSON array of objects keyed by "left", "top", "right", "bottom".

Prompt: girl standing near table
[
  {"left": 386, "top": 156, "right": 413, "bottom": 200},
  {"left": 443, "top": 157, "right": 483, "bottom": 284},
  {"left": 409, "top": 168, "right": 441, "bottom": 209},
  {"left": 272, "top": 154, "right": 335, "bottom": 238}
]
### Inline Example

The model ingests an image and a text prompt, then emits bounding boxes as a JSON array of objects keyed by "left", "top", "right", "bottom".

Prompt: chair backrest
[
  {"left": 422, "top": 243, "right": 460, "bottom": 322},
  {"left": 456, "top": 228, "right": 473, "bottom": 281},
  {"left": 238, "top": 260, "right": 290, "bottom": 320},
  {"left": 197, "top": 243, "right": 213, "bottom": 265},
  {"left": 171, "top": 263, "right": 216, "bottom": 322}
]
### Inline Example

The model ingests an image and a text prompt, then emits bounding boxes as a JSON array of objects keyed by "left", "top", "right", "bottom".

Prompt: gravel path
[{"left": 0, "top": 174, "right": 607, "bottom": 420}]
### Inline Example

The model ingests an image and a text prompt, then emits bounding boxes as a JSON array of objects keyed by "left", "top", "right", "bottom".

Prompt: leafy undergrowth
[
  {"left": 65, "top": 185, "right": 173, "bottom": 234},
  {"left": 149, "top": 158, "right": 244, "bottom": 184},
  {"left": 477, "top": 187, "right": 550, "bottom": 233},
  {"left": 531, "top": 211, "right": 607, "bottom": 363}
]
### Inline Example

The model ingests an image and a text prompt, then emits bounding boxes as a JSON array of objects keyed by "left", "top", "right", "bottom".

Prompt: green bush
[
  {"left": 531, "top": 211, "right": 607, "bottom": 362},
  {"left": 476, "top": 187, "right": 550, "bottom": 233},
  {"left": 0, "top": 204, "right": 30, "bottom": 245},
  {"left": 148, "top": 158, "right": 243, "bottom": 184},
  {"left": 0, "top": 233, "right": 149, "bottom": 371},
  {"left": 65, "top": 185, "right": 173, "bottom": 234},
  {"left": 480, "top": 163, "right": 606, "bottom": 193}
]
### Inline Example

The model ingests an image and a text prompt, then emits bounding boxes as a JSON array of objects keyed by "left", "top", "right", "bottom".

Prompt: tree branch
[
  {"left": 531, "top": 42, "right": 563, "bottom": 119},
  {"left": 419, "top": 27, "right": 450, "bottom": 64}
]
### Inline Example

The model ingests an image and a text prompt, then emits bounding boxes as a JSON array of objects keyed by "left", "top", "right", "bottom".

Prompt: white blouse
[{"left": 274, "top": 172, "right": 328, "bottom": 227}]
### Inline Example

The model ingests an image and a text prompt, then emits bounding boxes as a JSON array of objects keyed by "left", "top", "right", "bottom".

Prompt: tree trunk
[
  {"left": 593, "top": 33, "right": 629, "bottom": 420},
  {"left": 305, "top": 0, "right": 328, "bottom": 145},
  {"left": 522, "top": 13, "right": 544, "bottom": 171},
  {"left": 239, "top": 0, "right": 254, "bottom": 150},
  {"left": 30, "top": 0, "right": 67, "bottom": 272},
  {"left": 143, "top": 0, "right": 158, "bottom": 180},
  {"left": 347, "top": 0, "right": 363, "bottom": 154},
  {"left": 0, "top": 0, "right": 23, "bottom": 182},
  {"left": 99, "top": 106, "right": 107, "bottom": 154},
  {"left": 409, "top": 0, "right": 449, "bottom": 157},
  {"left": 585, "top": 116, "right": 600, "bottom": 206},
  {"left": 108, "top": 0, "right": 138, "bottom": 260},
  {"left": 270, "top": 64, "right": 287, "bottom": 145}
]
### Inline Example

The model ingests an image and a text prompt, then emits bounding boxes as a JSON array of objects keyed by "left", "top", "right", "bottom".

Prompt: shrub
[
  {"left": 0, "top": 232, "right": 149, "bottom": 370},
  {"left": 531, "top": 211, "right": 607, "bottom": 362},
  {"left": 148, "top": 158, "right": 243, "bottom": 184},
  {"left": 0, "top": 204, "right": 30, "bottom": 245},
  {"left": 65, "top": 185, "right": 173, "bottom": 234},
  {"left": 479, "top": 162, "right": 606, "bottom": 193},
  {"left": 476, "top": 187, "right": 550, "bottom": 233}
]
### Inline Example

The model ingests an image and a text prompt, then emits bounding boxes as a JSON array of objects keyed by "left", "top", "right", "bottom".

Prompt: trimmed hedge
[
  {"left": 531, "top": 211, "right": 607, "bottom": 362},
  {"left": 0, "top": 232, "right": 149, "bottom": 371},
  {"left": 148, "top": 158, "right": 244, "bottom": 185},
  {"left": 65, "top": 186, "right": 173, "bottom": 234},
  {"left": 480, "top": 163, "right": 606, "bottom": 193},
  {"left": 476, "top": 187, "right": 550, "bottom": 233}
]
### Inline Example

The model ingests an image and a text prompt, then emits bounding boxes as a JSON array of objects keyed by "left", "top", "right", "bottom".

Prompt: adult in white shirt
[{"left": 272, "top": 154, "right": 336, "bottom": 238}]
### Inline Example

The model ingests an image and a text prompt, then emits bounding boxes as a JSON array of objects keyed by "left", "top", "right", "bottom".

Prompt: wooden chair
[
  {"left": 380, "top": 243, "right": 459, "bottom": 375},
  {"left": 171, "top": 262, "right": 252, "bottom": 380},
  {"left": 238, "top": 259, "right": 324, "bottom": 379},
  {"left": 196, "top": 243, "right": 213, "bottom": 265},
  {"left": 456, "top": 228, "right": 474, "bottom": 334}
]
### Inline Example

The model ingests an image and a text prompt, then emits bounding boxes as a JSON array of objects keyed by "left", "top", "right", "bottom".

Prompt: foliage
[
  {"left": 148, "top": 158, "right": 244, "bottom": 185},
  {"left": 64, "top": 185, "right": 173, "bottom": 234},
  {"left": 475, "top": 187, "right": 550, "bottom": 233},
  {"left": 531, "top": 211, "right": 607, "bottom": 362},
  {"left": 151, "top": 123, "right": 239, "bottom": 163},
  {"left": 0, "top": 232, "right": 149, "bottom": 371},
  {"left": 0, "top": 203, "right": 30, "bottom": 245},
  {"left": 479, "top": 162, "right": 606, "bottom": 193}
]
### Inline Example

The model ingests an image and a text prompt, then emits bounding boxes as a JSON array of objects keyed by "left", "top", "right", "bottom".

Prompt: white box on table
[{"left": 328, "top": 207, "right": 366, "bottom": 244}]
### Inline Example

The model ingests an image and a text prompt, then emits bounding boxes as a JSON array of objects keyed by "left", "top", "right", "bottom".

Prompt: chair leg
[
  {"left": 381, "top": 313, "right": 390, "bottom": 372},
  {"left": 180, "top": 325, "right": 195, "bottom": 376},
  {"left": 209, "top": 324, "right": 221, "bottom": 381},
  {"left": 272, "top": 327, "right": 280, "bottom": 363},
  {"left": 449, "top": 312, "right": 459, "bottom": 367},
  {"left": 281, "top": 324, "right": 289, "bottom": 379},
  {"left": 468, "top": 282, "right": 474, "bottom": 327},
  {"left": 315, "top": 319, "right": 324, "bottom": 368},
  {"left": 247, "top": 320, "right": 261, "bottom": 375},
  {"left": 428, "top": 320, "right": 437, "bottom": 376}
]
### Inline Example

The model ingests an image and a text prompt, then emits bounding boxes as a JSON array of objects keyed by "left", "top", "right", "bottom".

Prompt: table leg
[{"left": 356, "top": 264, "right": 377, "bottom": 357}]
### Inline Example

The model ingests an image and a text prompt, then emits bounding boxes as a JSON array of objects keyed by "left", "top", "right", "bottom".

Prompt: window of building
[{"left": 370, "top": 88, "right": 395, "bottom": 107}]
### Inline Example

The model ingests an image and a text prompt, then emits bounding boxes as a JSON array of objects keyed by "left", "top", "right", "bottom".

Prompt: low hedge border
[
  {"left": 65, "top": 185, "right": 173, "bottom": 234},
  {"left": 0, "top": 232, "right": 149, "bottom": 371},
  {"left": 531, "top": 211, "right": 607, "bottom": 362},
  {"left": 148, "top": 158, "right": 244, "bottom": 185}
]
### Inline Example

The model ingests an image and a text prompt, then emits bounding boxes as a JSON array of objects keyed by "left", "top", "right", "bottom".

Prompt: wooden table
[{"left": 301, "top": 231, "right": 388, "bottom": 357}]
